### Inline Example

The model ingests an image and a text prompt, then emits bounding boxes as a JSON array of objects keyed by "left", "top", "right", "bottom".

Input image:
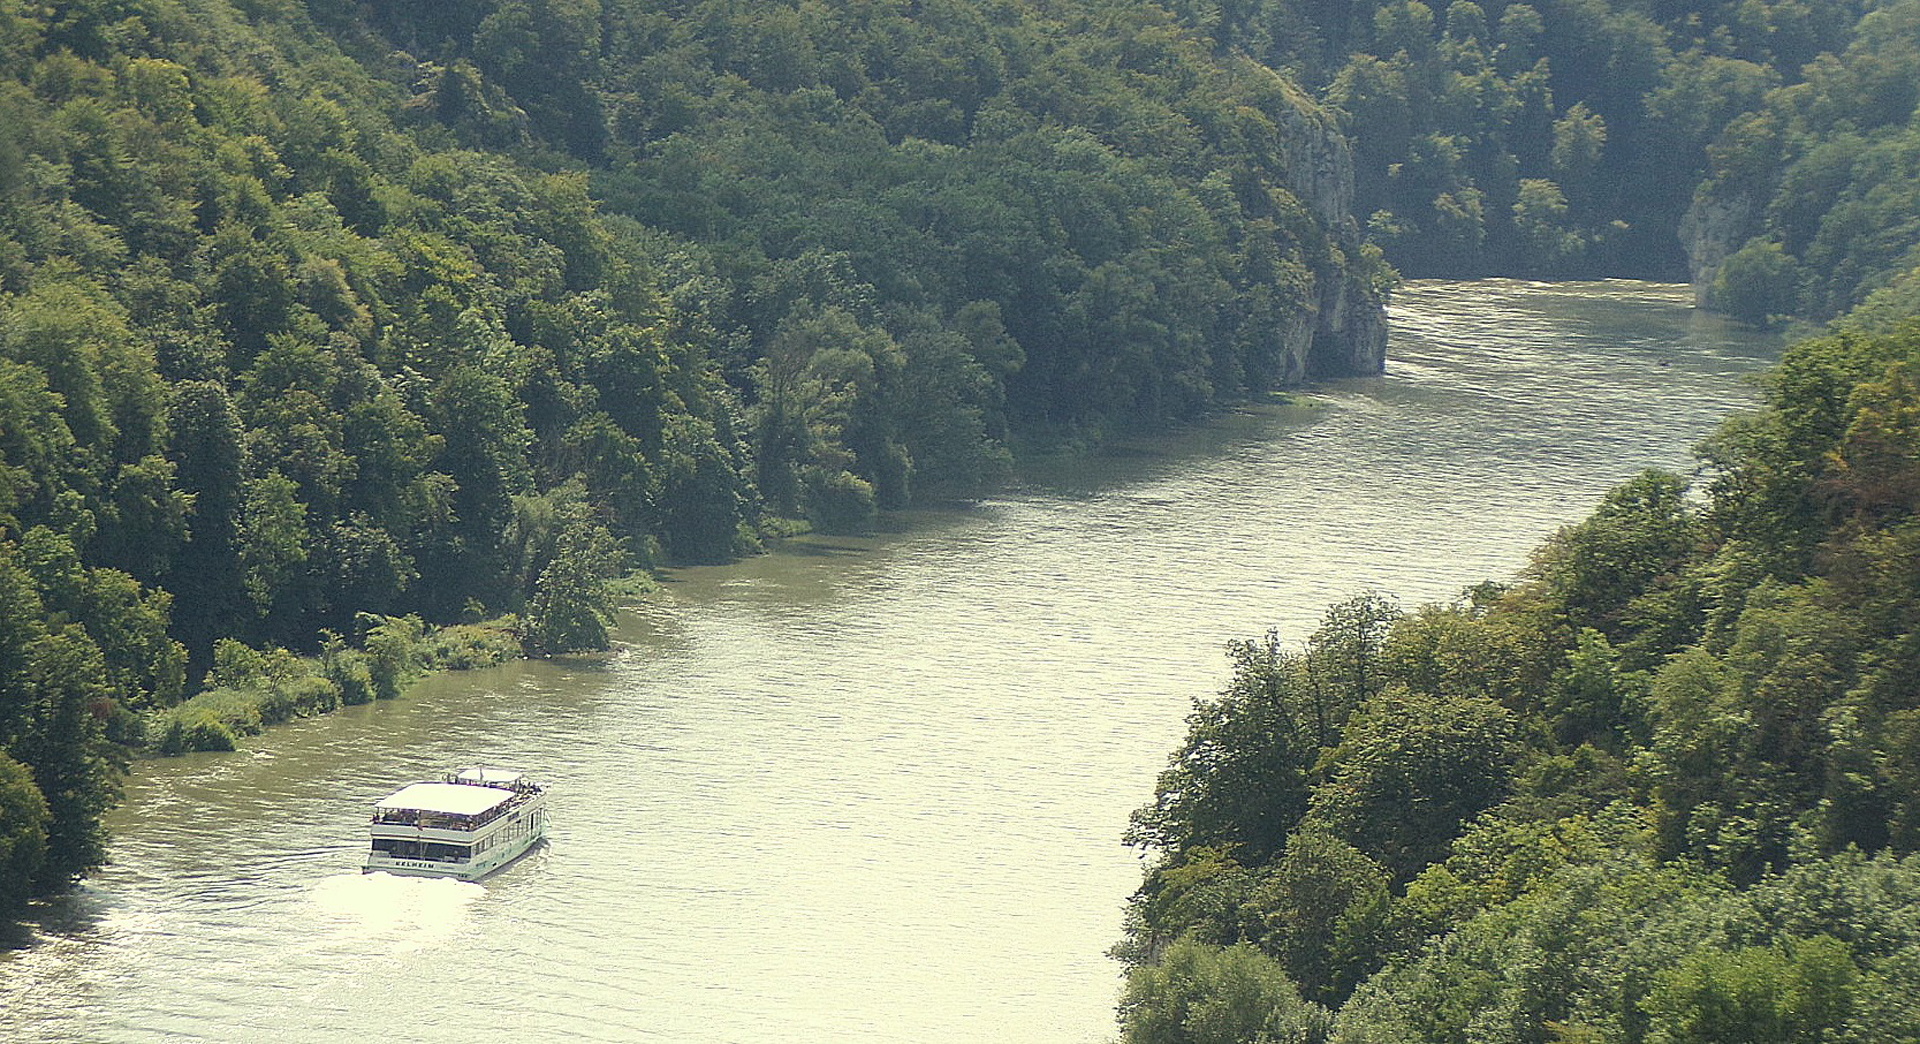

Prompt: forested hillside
[
  {"left": 0, "top": 0, "right": 1387, "bottom": 907},
  {"left": 1159, "top": 0, "right": 1920, "bottom": 325},
  {"left": 1117, "top": 318, "right": 1920, "bottom": 1041}
]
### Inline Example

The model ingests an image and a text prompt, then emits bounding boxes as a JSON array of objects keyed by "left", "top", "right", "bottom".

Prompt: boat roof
[{"left": 375, "top": 782, "right": 517, "bottom": 816}]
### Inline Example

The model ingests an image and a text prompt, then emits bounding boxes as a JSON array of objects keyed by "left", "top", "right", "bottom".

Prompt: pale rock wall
[
  {"left": 1681, "top": 190, "right": 1760, "bottom": 307},
  {"left": 1269, "top": 82, "right": 1389, "bottom": 381}
]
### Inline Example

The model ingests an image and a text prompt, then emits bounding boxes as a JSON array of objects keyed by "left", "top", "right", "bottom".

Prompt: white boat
[{"left": 363, "top": 767, "right": 547, "bottom": 880}]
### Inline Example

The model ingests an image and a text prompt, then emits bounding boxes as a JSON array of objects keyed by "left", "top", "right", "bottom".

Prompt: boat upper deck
[
  {"left": 369, "top": 767, "right": 544, "bottom": 832},
  {"left": 376, "top": 782, "right": 518, "bottom": 817}
]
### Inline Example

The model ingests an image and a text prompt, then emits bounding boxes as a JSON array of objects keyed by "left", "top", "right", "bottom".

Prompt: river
[{"left": 0, "top": 281, "right": 1780, "bottom": 1042}]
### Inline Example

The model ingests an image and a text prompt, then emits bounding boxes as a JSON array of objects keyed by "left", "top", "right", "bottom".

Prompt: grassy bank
[{"left": 145, "top": 616, "right": 523, "bottom": 755}]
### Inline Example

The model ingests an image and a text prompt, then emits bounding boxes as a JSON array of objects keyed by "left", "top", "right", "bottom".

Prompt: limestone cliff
[
  {"left": 1681, "top": 189, "right": 1762, "bottom": 307},
  {"left": 1269, "top": 77, "right": 1390, "bottom": 382}
]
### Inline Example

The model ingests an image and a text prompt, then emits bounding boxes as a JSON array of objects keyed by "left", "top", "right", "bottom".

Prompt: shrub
[
  {"left": 1711, "top": 239, "right": 1800, "bottom": 326},
  {"left": 325, "top": 649, "right": 376, "bottom": 706},
  {"left": 424, "top": 620, "right": 522, "bottom": 670},
  {"left": 803, "top": 467, "right": 877, "bottom": 533},
  {"left": 151, "top": 706, "right": 239, "bottom": 754}
]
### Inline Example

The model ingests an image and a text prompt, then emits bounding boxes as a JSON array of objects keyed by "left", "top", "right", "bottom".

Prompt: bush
[
  {"left": 1711, "top": 239, "right": 1800, "bottom": 326},
  {"left": 151, "top": 707, "right": 239, "bottom": 755},
  {"left": 143, "top": 618, "right": 531, "bottom": 755},
  {"left": 422, "top": 621, "right": 521, "bottom": 670},
  {"left": 325, "top": 649, "right": 377, "bottom": 706},
  {"left": 803, "top": 467, "right": 878, "bottom": 533},
  {"left": 1119, "top": 937, "right": 1330, "bottom": 1044},
  {"left": 361, "top": 614, "right": 425, "bottom": 699},
  {"left": 279, "top": 674, "right": 341, "bottom": 719}
]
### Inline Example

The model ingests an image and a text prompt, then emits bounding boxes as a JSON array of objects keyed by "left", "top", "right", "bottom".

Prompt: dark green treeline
[
  {"left": 1118, "top": 317, "right": 1920, "bottom": 1041},
  {"left": 1164, "top": 0, "right": 1920, "bottom": 324},
  {"left": 0, "top": 0, "right": 1386, "bottom": 906}
]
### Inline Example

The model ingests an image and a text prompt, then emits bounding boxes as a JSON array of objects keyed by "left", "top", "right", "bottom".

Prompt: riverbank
[
  {"left": 1, "top": 281, "right": 1783, "bottom": 1044},
  {"left": 145, "top": 617, "right": 523, "bottom": 754},
  {"left": 143, "top": 571, "right": 671, "bottom": 756}
]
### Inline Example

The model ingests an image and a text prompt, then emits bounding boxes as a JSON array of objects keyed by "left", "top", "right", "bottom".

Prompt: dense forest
[
  {"left": 0, "top": 0, "right": 1913, "bottom": 1006},
  {"left": 1111, "top": 1, "right": 1920, "bottom": 1036},
  {"left": 0, "top": 0, "right": 1388, "bottom": 907},
  {"left": 1117, "top": 316, "right": 1920, "bottom": 1040},
  {"left": 1162, "top": 0, "right": 1920, "bottom": 327}
]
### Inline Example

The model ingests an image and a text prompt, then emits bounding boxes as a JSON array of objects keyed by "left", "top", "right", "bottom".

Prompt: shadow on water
[
  {"left": 0, "top": 891, "right": 103, "bottom": 954},
  {"left": 1014, "top": 402, "right": 1330, "bottom": 499},
  {"left": 778, "top": 539, "right": 877, "bottom": 558}
]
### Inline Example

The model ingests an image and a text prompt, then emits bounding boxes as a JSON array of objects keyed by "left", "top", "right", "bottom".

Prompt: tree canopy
[
  {"left": 0, "top": 0, "right": 1391, "bottom": 909},
  {"left": 1120, "top": 318, "right": 1920, "bottom": 1041}
]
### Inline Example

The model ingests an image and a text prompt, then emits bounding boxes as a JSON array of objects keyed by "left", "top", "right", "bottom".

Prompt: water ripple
[{"left": 0, "top": 280, "right": 1780, "bottom": 1044}]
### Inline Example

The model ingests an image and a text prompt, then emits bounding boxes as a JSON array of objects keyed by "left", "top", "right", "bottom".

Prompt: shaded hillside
[
  {"left": 0, "top": 0, "right": 1386, "bottom": 906},
  {"left": 1164, "top": 0, "right": 1919, "bottom": 327}
]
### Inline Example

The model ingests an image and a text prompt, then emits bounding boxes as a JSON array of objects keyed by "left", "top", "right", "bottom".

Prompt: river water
[{"left": 0, "top": 281, "right": 1779, "bottom": 1043}]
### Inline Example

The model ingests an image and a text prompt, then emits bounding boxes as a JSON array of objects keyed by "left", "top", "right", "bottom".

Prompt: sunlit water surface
[{"left": 0, "top": 281, "right": 1780, "bottom": 1042}]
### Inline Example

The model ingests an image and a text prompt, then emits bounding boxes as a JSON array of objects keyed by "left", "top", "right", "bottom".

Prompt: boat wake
[{"left": 306, "top": 872, "right": 483, "bottom": 950}]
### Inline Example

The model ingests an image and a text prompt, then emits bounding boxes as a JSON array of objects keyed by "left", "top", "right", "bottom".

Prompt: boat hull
[{"left": 366, "top": 831, "right": 544, "bottom": 881}]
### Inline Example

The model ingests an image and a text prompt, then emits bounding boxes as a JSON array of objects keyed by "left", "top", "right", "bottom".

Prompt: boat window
[
  {"left": 420, "top": 841, "right": 470, "bottom": 862},
  {"left": 371, "top": 838, "right": 420, "bottom": 857}
]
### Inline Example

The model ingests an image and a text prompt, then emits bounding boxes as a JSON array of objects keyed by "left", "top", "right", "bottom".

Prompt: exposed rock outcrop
[
  {"left": 1268, "top": 76, "right": 1389, "bottom": 380},
  {"left": 1681, "top": 190, "right": 1761, "bottom": 307}
]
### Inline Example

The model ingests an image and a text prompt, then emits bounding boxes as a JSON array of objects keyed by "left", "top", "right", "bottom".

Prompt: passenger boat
[{"left": 363, "top": 767, "right": 547, "bottom": 880}]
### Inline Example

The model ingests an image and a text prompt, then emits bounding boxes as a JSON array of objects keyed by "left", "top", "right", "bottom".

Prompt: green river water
[{"left": 0, "top": 281, "right": 1781, "bottom": 1043}]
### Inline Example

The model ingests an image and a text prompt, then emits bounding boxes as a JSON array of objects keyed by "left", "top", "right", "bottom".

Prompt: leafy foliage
[
  {"left": 0, "top": 0, "right": 1391, "bottom": 908},
  {"left": 1121, "top": 319, "right": 1920, "bottom": 1039},
  {"left": 1170, "top": 0, "right": 1918, "bottom": 324}
]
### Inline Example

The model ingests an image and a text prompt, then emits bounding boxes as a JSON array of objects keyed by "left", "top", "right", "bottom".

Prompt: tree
[
  {"left": 12, "top": 624, "right": 119, "bottom": 890},
  {"left": 1645, "top": 936, "right": 1858, "bottom": 1044},
  {"left": 166, "top": 381, "right": 249, "bottom": 676},
  {"left": 1512, "top": 179, "right": 1584, "bottom": 273},
  {"left": 1305, "top": 690, "right": 1520, "bottom": 882},
  {"left": 0, "top": 751, "right": 48, "bottom": 911},
  {"left": 361, "top": 614, "right": 424, "bottom": 700},
  {"left": 1119, "top": 937, "right": 1326, "bottom": 1044},
  {"left": 1128, "top": 634, "right": 1317, "bottom": 863},
  {"left": 1530, "top": 470, "right": 1697, "bottom": 641},
  {"left": 520, "top": 517, "right": 621, "bottom": 655},
  {"left": 1302, "top": 593, "right": 1402, "bottom": 746},
  {"left": 1254, "top": 826, "right": 1392, "bottom": 1005},
  {"left": 1710, "top": 239, "right": 1800, "bottom": 326}
]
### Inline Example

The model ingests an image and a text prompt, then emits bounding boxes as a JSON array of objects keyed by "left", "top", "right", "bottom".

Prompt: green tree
[
  {"left": 1512, "top": 178, "right": 1584, "bottom": 273},
  {"left": 1646, "top": 936, "right": 1857, "bottom": 1044},
  {"left": 521, "top": 517, "right": 621, "bottom": 655},
  {"left": 361, "top": 613, "right": 424, "bottom": 700},
  {"left": 1128, "top": 634, "right": 1317, "bottom": 863},
  {"left": 1119, "top": 936, "right": 1327, "bottom": 1044},
  {"left": 1254, "top": 826, "right": 1392, "bottom": 1005},
  {"left": 1530, "top": 470, "right": 1697, "bottom": 641},
  {"left": 1305, "top": 690, "right": 1520, "bottom": 882},
  {"left": 0, "top": 750, "right": 49, "bottom": 911},
  {"left": 1302, "top": 593, "right": 1402, "bottom": 746},
  {"left": 1710, "top": 239, "right": 1800, "bottom": 326}
]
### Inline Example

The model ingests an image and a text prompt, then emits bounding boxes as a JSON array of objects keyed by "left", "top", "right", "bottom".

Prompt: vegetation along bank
[
  {"left": 0, "top": 0, "right": 1392, "bottom": 911},
  {"left": 3, "top": 0, "right": 1918, "bottom": 962},
  {"left": 1118, "top": 317, "right": 1920, "bottom": 1041}
]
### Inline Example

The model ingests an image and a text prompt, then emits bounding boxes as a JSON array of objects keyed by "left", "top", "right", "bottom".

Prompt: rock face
[
  {"left": 1681, "top": 190, "right": 1760, "bottom": 307},
  {"left": 1270, "top": 83, "right": 1389, "bottom": 382}
]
